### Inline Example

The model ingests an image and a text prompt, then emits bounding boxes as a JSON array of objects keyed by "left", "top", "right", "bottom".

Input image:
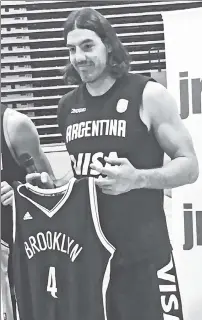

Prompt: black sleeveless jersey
[
  {"left": 13, "top": 178, "right": 115, "bottom": 320},
  {"left": 1, "top": 104, "right": 26, "bottom": 245},
  {"left": 58, "top": 73, "right": 172, "bottom": 262}
]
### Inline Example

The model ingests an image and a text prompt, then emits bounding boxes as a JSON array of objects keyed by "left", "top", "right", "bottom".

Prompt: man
[
  {"left": 27, "top": 8, "right": 199, "bottom": 320},
  {"left": 1, "top": 104, "right": 54, "bottom": 320}
]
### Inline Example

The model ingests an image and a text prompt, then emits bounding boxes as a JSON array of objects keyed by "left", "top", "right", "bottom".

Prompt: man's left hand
[
  {"left": 90, "top": 157, "right": 144, "bottom": 195},
  {"left": 1, "top": 181, "right": 14, "bottom": 206}
]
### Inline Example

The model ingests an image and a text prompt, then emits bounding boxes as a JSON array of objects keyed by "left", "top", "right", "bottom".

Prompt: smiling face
[{"left": 66, "top": 28, "right": 110, "bottom": 83}]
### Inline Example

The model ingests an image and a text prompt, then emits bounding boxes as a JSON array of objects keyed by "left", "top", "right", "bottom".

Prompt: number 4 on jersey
[{"left": 47, "top": 267, "right": 58, "bottom": 298}]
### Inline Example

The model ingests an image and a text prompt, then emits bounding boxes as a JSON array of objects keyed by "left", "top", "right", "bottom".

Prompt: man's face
[{"left": 66, "top": 28, "right": 109, "bottom": 83}]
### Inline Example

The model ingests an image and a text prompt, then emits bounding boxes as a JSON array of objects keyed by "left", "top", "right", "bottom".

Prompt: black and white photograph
[{"left": 1, "top": 1, "right": 202, "bottom": 320}]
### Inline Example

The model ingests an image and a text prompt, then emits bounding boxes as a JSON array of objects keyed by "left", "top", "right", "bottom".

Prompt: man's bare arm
[
  {"left": 139, "top": 81, "right": 199, "bottom": 189},
  {"left": 89, "top": 81, "right": 198, "bottom": 195}
]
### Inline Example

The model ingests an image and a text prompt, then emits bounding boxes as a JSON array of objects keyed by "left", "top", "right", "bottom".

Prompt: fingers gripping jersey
[{"left": 13, "top": 178, "right": 115, "bottom": 320}]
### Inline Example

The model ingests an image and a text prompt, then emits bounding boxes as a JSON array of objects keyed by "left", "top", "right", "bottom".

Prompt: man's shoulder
[
  {"left": 5, "top": 108, "right": 32, "bottom": 131},
  {"left": 3, "top": 109, "right": 36, "bottom": 164},
  {"left": 143, "top": 81, "right": 169, "bottom": 105},
  {"left": 5, "top": 109, "right": 38, "bottom": 150},
  {"left": 142, "top": 80, "right": 178, "bottom": 125}
]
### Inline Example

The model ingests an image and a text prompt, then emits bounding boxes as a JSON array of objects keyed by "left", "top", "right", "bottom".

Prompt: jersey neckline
[
  {"left": 82, "top": 74, "right": 128, "bottom": 102},
  {"left": 16, "top": 178, "right": 76, "bottom": 218}
]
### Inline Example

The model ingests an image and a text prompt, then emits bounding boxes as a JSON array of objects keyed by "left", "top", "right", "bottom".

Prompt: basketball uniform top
[
  {"left": 1, "top": 104, "right": 26, "bottom": 245},
  {"left": 57, "top": 73, "right": 172, "bottom": 262},
  {"left": 13, "top": 177, "right": 115, "bottom": 320}
]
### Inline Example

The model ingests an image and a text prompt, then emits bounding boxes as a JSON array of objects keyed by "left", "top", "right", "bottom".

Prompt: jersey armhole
[
  {"left": 139, "top": 78, "right": 157, "bottom": 132},
  {"left": 57, "top": 100, "right": 66, "bottom": 136},
  {"left": 88, "top": 177, "right": 115, "bottom": 255}
]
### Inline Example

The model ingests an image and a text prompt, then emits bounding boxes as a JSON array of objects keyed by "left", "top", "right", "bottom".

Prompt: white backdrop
[{"left": 162, "top": 8, "right": 202, "bottom": 320}]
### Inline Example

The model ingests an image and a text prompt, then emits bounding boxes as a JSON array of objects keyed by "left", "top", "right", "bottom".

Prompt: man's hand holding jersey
[
  {"left": 1, "top": 181, "right": 14, "bottom": 206},
  {"left": 25, "top": 172, "right": 55, "bottom": 189},
  {"left": 90, "top": 156, "right": 144, "bottom": 195},
  {"left": 26, "top": 171, "right": 73, "bottom": 189}
]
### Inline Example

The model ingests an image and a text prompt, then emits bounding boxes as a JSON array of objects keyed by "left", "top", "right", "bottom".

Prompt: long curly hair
[{"left": 62, "top": 7, "right": 131, "bottom": 85}]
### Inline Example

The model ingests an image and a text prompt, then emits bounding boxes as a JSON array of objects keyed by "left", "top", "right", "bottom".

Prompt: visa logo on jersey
[
  {"left": 157, "top": 255, "right": 183, "bottom": 320},
  {"left": 70, "top": 151, "right": 119, "bottom": 176}
]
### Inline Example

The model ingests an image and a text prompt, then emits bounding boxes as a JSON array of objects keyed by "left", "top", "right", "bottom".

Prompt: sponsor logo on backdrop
[
  {"left": 183, "top": 203, "right": 202, "bottom": 250},
  {"left": 179, "top": 71, "right": 201, "bottom": 119}
]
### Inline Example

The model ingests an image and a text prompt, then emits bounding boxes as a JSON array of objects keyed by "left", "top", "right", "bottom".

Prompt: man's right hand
[{"left": 26, "top": 172, "right": 55, "bottom": 189}]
